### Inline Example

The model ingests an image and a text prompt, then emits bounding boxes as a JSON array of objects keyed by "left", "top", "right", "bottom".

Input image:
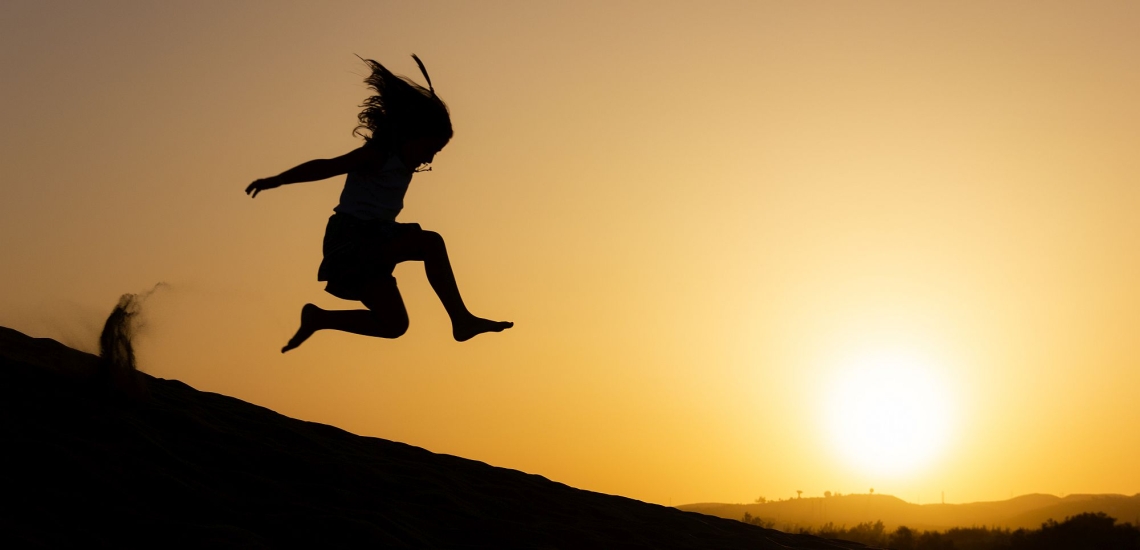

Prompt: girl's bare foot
[
  {"left": 282, "top": 303, "right": 322, "bottom": 353},
  {"left": 452, "top": 315, "right": 513, "bottom": 342}
]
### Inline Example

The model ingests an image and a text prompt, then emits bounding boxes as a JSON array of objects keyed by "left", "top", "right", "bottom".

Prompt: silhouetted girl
[{"left": 246, "top": 55, "right": 512, "bottom": 352}]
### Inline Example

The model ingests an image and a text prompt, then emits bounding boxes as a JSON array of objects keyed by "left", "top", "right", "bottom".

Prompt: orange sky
[{"left": 2, "top": 1, "right": 1138, "bottom": 507}]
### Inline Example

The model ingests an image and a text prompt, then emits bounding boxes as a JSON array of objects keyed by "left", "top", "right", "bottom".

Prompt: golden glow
[
  {"left": 826, "top": 351, "right": 953, "bottom": 477},
  {"left": 2, "top": 1, "right": 1140, "bottom": 507}
]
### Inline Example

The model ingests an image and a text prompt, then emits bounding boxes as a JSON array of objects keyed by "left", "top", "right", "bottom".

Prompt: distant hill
[
  {"left": 0, "top": 326, "right": 871, "bottom": 548},
  {"left": 680, "top": 492, "right": 1140, "bottom": 532}
]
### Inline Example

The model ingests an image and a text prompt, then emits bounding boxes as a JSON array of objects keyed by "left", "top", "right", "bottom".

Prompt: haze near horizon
[{"left": 2, "top": 1, "right": 1138, "bottom": 507}]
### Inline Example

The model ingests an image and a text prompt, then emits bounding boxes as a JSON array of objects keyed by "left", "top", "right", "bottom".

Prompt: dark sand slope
[{"left": 0, "top": 327, "right": 873, "bottom": 549}]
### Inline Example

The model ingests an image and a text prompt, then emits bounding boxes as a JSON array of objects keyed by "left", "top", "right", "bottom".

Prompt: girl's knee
[
  {"left": 407, "top": 229, "right": 446, "bottom": 260},
  {"left": 420, "top": 230, "right": 445, "bottom": 250},
  {"left": 389, "top": 316, "right": 409, "bottom": 338},
  {"left": 368, "top": 308, "right": 409, "bottom": 338}
]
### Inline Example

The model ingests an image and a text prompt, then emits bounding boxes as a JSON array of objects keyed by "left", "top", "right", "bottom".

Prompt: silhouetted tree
[
  {"left": 777, "top": 514, "right": 1138, "bottom": 550},
  {"left": 888, "top": 526, "right": 915, "bottom": 550},
  {"left": 1012, "top": 512, "right": 1140, "bottom": 550},
  {"left": 916, "top": 530, "right": 953, "bottom": 550},
  {"left": 944, "top": 526, "right": 1013, "bottom": 550},
  {"left": 815, "top": 522, "right": 840, "bottom": 539},
  {"left": 848, "top": 520, "right": 887, "bottom": 546},
  {"left": 741, "top": 512, "right": 775, "bottom": 529},
  {"left": 824, "top": 491, "right": 833, "bottom": 498}
]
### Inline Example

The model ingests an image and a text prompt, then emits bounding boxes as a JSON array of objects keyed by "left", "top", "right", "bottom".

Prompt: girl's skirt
[{"left": 317, "top": 213, "right": 421, "bottom": 301}]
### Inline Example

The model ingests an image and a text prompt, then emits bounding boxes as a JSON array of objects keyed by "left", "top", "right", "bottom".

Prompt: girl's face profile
[{"left": 401, "top": 137, "right": 449, "bottom": 170}]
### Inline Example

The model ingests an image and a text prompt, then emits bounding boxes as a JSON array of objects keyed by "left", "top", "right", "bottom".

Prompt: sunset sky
[{"left": 2, "top": 1, "right": 1138, "bottom": 507}]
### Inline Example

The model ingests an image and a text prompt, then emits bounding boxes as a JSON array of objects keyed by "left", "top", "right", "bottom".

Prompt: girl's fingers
[{"left": 246, "top": 178, "right": 278, "bottom": 198}]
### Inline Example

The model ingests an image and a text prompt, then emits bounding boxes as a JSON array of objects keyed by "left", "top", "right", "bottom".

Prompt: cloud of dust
[{"left": 98, "top": 283, "right": 168, "bottom": 397}]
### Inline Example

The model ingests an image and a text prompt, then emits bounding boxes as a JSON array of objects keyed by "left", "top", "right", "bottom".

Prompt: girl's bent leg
[
  {"left": 389, "top": 229, "right": 513, "bottom": 341},
  {"left": 281, "top": 279, "right": 410, "bottom": 353}
]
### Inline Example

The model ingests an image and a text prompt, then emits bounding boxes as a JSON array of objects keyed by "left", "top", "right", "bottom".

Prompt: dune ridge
[{"left": 0, "top": 326, "right": 871, "bottom": 548}]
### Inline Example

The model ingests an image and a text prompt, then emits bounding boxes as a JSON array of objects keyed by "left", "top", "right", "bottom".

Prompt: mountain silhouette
[
  {"left": 0, "top": 326, "right": 872, "bottom": 548},
  {"left": 681, "top": 492, "right": 1140, "bottom": 532}
]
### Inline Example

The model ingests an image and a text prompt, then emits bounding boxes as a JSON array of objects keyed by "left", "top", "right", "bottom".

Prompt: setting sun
[{"left": 825, "top": 351, "right": 954, "bottom": 477}]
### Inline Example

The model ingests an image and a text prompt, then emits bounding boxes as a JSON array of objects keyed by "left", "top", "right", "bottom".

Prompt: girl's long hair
[{"left": 354, "top": 55, "right": 452, "bottom": 151}]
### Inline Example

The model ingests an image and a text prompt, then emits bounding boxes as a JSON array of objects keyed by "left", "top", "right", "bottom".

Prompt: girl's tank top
[{"left": 333, "top": 154, "right": 412, "bottom": 222}]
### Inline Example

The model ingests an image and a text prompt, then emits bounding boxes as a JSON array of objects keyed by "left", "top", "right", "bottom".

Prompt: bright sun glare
[{"left": 825, "top": 351, "right": 953, "bottom": 477}]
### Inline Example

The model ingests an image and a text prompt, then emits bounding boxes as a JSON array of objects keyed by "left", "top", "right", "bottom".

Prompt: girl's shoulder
[{"left": 351, "top": 140, "right": 397, "bottom": 173}]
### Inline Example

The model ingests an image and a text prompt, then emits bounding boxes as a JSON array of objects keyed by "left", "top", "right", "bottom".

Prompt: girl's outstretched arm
[{"left": 245, "top": 146, "right": 378, "bottom": 198}]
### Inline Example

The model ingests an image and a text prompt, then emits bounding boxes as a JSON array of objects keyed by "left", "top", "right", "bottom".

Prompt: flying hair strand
[{"left": 411, "top": 54, "right": 434, "bottom": 94}]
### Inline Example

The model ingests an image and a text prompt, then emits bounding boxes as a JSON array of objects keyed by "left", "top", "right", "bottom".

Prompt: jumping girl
[{"left": 246, "top": 55, "right": 513, "bottom": 353}]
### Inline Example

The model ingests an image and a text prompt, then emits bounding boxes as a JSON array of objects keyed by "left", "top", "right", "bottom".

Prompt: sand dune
[{"left": 0, "top": 326, "right": 872, "bottom": 548}]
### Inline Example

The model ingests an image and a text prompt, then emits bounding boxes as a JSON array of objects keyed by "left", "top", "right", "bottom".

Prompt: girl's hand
[{"left": 245, "top": 177, "right": 282, "bottom": 198}]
